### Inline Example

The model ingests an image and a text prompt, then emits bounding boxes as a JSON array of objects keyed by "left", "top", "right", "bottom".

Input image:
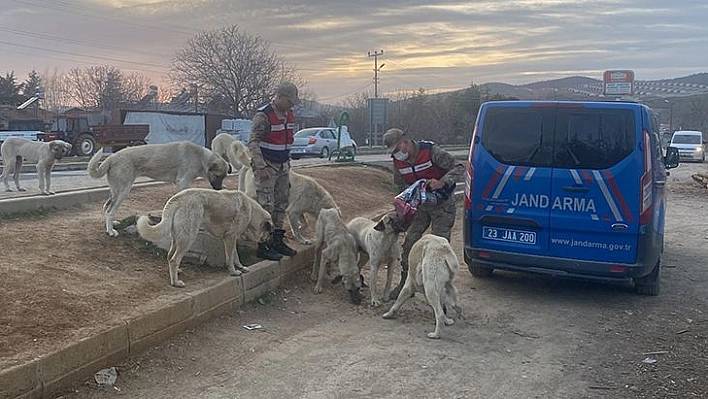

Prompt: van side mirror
[{"left": 664, "top": 146, "right": 679, "bottom": 169}]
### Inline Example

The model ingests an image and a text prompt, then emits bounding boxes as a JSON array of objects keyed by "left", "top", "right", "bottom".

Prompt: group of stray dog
[{"left": 0, "top": 133, "right": 462, "bottom": 339}]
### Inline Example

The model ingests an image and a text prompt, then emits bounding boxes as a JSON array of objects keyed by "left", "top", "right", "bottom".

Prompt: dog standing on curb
[
  {"left": 136, "top": 188, "right": 273, "bottom": 288},
  {"left": 87, "top": 141, "right": 230, "bottom": 237},
  {"left": 312, "top": 208, "right": 362, "bottom": 304},
  {"left": 1, "top": 137, "right": 72, "bottom": 195},
  {"left": 346, "top": 212, "right": 407, "bottom": 307},
  {"left": 383, "top": 234, "right": 462, "bottom": 339}
]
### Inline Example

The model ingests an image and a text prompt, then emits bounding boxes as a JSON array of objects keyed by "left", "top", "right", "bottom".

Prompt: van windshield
[
  {"left": 481, "top": 106, "right": 636, "bottom": 169},
  {"left": 672, "top": 134, "right": 702, "bottom": 144}
]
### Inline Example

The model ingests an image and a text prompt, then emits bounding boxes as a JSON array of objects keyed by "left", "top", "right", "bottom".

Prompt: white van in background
[{"left": 670, "top": 130, "right": 705, "bottom": 162}]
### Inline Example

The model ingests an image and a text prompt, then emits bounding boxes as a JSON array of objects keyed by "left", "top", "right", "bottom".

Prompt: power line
[
  {"left": 368, "top": 50, "right": 384, "bottom": 98},
  {"left": 0, "top": 27, "right": 173, "bottom": 59}
]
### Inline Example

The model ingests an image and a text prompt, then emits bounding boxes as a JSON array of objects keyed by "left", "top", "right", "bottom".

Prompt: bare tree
[
  {"left": 64, "top": 65, "right": 152, "bottom": 110},
  {"left": 170, "top": 25, "right": 300, "bottom": 117},
  {"left": 41, "top": 68, "right": 73, "bottom": 112}
]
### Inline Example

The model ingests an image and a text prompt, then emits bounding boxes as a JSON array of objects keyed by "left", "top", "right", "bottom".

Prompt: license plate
[
  {"left": 291, "top": 148, "right": 306, "bottom": 153},
  {"left": 483, "top": 226, "right": 537, "bottom": 245}
]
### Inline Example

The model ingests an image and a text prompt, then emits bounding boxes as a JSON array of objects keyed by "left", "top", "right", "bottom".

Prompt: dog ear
[
  {"left": 331, "top": 275, "right": 343, "bottom": 285},
  {"left": 373, "top": 220, "right": 386, "bottom": 231},
  {"left": 227, "top": 163, "right": 233, "bottom": 174},
  {"left": 264, "top": 220, "right": 273, "bottom": 232}
]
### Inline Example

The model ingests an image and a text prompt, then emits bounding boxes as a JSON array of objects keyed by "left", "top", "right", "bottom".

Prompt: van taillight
[
  {"left": 639, "top": 129, "right": 653, "bottom": 225},
  {"left": 464, "top": 123, "right": 479, "bottom": 211}
]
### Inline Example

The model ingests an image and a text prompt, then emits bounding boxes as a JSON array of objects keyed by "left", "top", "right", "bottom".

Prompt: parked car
[
  {"left": 290, "top": 127, "right": 357, "bottom": 160},
  {"left": 670, "top": 130, "right": 705, "bottom": 162},
  {"left": 463, "top": 100, "right": 679, "bottom": 295}
]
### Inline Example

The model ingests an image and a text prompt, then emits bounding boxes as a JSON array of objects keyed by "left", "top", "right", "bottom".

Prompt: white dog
[
  {"left": 312, "top": 208, "right": 362, "bottom": 304},
  {"left": 1, "top": 137, "right": 72, "bottom": 195},
  {"left": 241, "top": 161, "right": 339, "bottom": 245},
  {"left": 211, "top": 133, "right": 251, "bottom": 173},
  {"left": 87, "top": 141, "right": 231, "bottom": 237},
  {"left": 136, "top": 188, "right": 273, "bottom": 287},
  {"left": 346, "top": 212, "right": 407, "bottom": 307},
  {"left": 383, "top": 234, "right": 462, "bottom": 339}
]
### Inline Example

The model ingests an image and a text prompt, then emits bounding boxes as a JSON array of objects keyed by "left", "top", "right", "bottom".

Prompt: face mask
[{"left": 393, "top": 151, "right": 409, "bottom": 161}]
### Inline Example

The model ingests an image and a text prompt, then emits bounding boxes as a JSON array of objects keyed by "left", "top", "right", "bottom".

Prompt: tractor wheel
[{"left": 74, "top": 134, "right": 97, "bottom": 156}]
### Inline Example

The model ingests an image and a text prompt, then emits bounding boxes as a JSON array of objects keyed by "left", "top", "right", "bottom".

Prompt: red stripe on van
[
  {"left": 603, "top": 170, "right": 634, "bottom": 223},
  {"left": 513, "top": 166, "right": 527, "bottom": 179},
  {"left": 482, "top": 165, "right": 505, "bottom": 199},
  {"left": 581, "top": 170, "right": 594, "bottom": 184}
]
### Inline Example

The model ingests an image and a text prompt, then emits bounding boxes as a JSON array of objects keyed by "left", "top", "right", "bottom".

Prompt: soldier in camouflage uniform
[
  {"left": 383, "top": 128, "right": 464, "bottom": 300},
  {"left": 248, "top": 82, "right": 300, "bottom": 261}
]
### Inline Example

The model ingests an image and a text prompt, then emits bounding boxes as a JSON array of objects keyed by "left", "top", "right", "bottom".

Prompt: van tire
[
  {"left": 468, "top": 262, "right": 494, "bottom": 277},
  {"left": 634, "top": 260, "right": 660, "bottom": 296}
]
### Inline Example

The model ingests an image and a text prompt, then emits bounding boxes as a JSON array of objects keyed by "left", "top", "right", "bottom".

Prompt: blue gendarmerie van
[{"left": 463, "top": 101, "right": 679, "bottom": 295}]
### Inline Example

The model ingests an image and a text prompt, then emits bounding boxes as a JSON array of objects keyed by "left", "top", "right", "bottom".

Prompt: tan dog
[
  {"left": 383, "top": 234, "right": 462, "bottom": 339},
  {"left": 136, "top": 188, "right": 273, "bottom": 288},
  {"left": 87, "top": 141, "right": 230, "bottom": 237},
  {"left": 211, "top": 133, "right": 251, "bottom": 173},
  {"left": 346, "top": 212, "right": 407, "bottom": 307},
  {"left": 1, "top": 137, "right": 72, "bottom": 195},
  {"left": 241, "top": 164, "right": 339, "bottom": 245},
  {"left": 311, "top": 208, "right": 362, "bottom": 304}
]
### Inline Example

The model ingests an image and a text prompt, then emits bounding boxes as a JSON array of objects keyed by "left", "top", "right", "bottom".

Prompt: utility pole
[{"left": 368, "top": 50, "right": 385, "bottom": 98}]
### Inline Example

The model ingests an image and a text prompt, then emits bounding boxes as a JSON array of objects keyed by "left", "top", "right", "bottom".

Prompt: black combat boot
[
  {"left": 388, "top": 266, "right": 409, "bottom": 300},
  {"left": 271, "top": 229, "right": 297, "bottom": 257},
  {"left": 256, "top": 241, "right": 283, "bottom": 261}
]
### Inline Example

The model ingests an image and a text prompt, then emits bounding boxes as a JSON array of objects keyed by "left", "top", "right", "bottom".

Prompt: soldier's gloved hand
[{"left": 427, "top": 178, "right": 444, "bottom": 190}]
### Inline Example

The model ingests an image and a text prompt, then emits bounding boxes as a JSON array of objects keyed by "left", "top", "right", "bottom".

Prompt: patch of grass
[{"left": 0, "top": 206, "right": 55, "bottom": 220}]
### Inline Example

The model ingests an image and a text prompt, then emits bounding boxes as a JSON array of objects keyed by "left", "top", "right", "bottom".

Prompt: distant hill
[{"left": 478, "top": 73, "right": 708, "bottom": 101}]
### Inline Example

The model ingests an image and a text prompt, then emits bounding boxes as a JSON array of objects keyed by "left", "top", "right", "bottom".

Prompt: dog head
[
  {"left": 374, "top": 211, "right": 409, "bottom": 234},
  {"left": 49, "top": 140, "right": 72, "bottom": 159},
  {"left": 331, "top": 274, "right": 362, "bottom": 305},
  {"left": 207, "top": 155, "right": 230, "bottom": 190}
]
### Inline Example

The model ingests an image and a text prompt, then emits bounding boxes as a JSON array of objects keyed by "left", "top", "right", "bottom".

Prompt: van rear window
[{"left": 480, "top": 106, "right": 635, "bottom": 170}]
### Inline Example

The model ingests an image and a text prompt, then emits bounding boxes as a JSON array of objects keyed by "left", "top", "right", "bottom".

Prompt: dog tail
[
  {"left": 136, "top": 214, "right": 171, "bottom": 245},
  {"left": 87, "top": 151, "right": 110, "bottom": 178}
]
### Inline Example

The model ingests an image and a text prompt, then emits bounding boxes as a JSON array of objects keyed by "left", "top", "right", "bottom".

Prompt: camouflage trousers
[
  {"left": 253, "top": 160, "right": 290, "bottom": 230},
  {"left": 400, "top": 196, "right": 457, "bottom": 270}
]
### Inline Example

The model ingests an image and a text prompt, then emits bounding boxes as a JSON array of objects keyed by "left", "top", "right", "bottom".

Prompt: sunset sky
[{"left": 2, "top": 0, "right": 707, "bottom": 104}]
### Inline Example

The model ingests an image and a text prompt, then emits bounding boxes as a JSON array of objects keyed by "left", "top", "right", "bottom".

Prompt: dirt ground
[
  {"left": 2, "top": 162, "right": 708, "bottom": 398},
  {"left": 0, "top": 164, "right": 397, "bottom": 370}
]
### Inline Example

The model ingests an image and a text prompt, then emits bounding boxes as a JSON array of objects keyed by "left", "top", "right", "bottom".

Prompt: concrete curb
[
  {"left": 0, "top": 244, "right": 315, "bottom": 399},
  {"left": 0, "top": 182, "right": 165, "bottom": 216}
]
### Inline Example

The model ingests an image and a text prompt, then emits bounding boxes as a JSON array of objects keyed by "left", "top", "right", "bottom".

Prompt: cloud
[{"left": 1, "top": 0, "right": 706, "bottom": 103}]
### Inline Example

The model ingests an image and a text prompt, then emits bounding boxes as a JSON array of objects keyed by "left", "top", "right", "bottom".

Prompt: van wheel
[
  {"left": 468, "top": 262, "right": 494, "bottom": 277},
  {"left": 634, "top": 260, "right": 660, "bottom": 296}
]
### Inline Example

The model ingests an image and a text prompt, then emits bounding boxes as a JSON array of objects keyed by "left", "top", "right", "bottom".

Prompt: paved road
[{"left": 0, "top": 151, "right": 469, "bottom": 201}]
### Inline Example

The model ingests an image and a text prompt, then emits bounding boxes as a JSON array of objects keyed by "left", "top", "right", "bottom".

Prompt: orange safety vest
[{"left": 258, "top": 103, "right": 295, "bottom": 163}]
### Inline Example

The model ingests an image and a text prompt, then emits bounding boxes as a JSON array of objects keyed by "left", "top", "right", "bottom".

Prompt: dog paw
[
  {"left": 426, "top": 332, "right": 441, "bottom": 339},
  {"left": 229, "top": 268, "right": 242, "bottom": 276},
  {"left": 172, "top": 280, "right": 186, "bottom": 288},
  {"left": 370, "top": 298, "right": 381, "bottom": 308},
  {"left": 302, "top": 239, "right": 312, "bottom": 245},
  {"left": 4, "top": 189, "right": 12, "bottom": 192},
  {"left": 382, "top": 311, "right": 396, "bottom": 319},
  {"left": 107, "top": 229, "right": 120, "bottom": 237},
  {"left": 48, "top": 191, "right": 56, "bottom": 195},
  {"left": 41, "top": 191, "right": 51, "bottom": 196},
  {"left": 18, "top": 187, "right": 27, "bottom": 192},
  {"left": 444, "top": 318, "right": 455, "bottom": 326},
  {"left": 314, "top": 285, "right": 323, "bottom": 294}
]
